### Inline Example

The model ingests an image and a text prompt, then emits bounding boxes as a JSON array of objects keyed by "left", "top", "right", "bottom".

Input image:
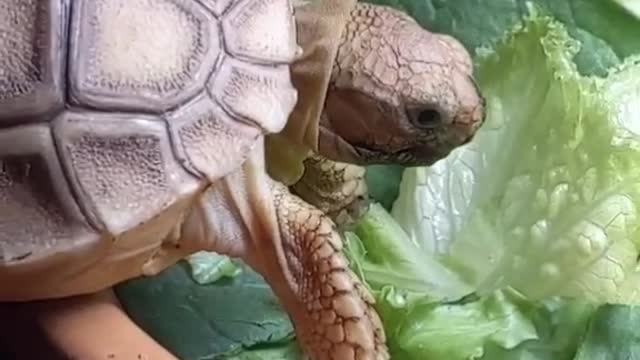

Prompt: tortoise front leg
[
  {"left": 181, "top": 146, "right": 388, "bottom": 360},
  {"left": 268, "top": 180, "right": 388, "bottom": 360},
  {"left": 291, "top": 153, "right": 369, "bottom": 228}
]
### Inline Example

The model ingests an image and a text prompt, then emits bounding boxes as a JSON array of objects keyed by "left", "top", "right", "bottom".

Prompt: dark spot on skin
[{"left": 108, "top": 354, "right": 115, "bottom": 359}]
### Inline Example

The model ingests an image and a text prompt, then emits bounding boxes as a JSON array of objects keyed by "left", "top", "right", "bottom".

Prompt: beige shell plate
[{"left": 0, "top": 0, "right": 298, "bottom": 300}]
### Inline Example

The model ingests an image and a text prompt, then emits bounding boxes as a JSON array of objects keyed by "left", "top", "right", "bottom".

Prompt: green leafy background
[
  {"left": 366, "top": 0, "right": 640, "bottom": 77},
  {"left": 116, "top": 263, "right": 296, "bottom": 360},
  {"left": 115, "top": 1, "right": 640, "bottom": 359}
]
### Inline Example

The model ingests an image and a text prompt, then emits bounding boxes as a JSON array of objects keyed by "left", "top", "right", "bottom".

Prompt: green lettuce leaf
[
  {"left": 379, "top": 288, "right": 538, "bottom": 360},
  {"left": 345, "top": 203, "right": 472, "bottom": 300},
  {"left": 391, "top": 8, "right": 640, "bottom": 304},
  {"left": 115, "top": 264, "right": 295, "bottom": 360},
  {"left": 613, "top": 0, "right": 640, "bottom": 18},
  {"left": 573, "top": 304, "right": 640, "bottom": 360},
  {"left": 222, "top": 342, "right": 303, "bottom": 360},
  {"left": 345, "top": 203, "right": 603, "bottom": 360},
  {"left": 345, "top": 205, "right": 542, "bottom": 359},
  {"left": 480, "top": 297, "right": 596, "bottom": 360},
  {"left": 187, "top": 251, "right": 243, "bottom": 285},
  {"left": 365, "top": 165, "right": 405, "bottom": 211}
]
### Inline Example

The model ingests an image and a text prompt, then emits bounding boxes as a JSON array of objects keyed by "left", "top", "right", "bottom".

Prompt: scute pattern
[
  {"left": 53, "top": 112, "right": 199, "bottom": 236},
  {"left": 68, "top": 0, "right": 219, "bottom": 112},
  {"left": 200, "top": 0, "right": 234, "bottom": 15},
  {"left": 0, "top": 125, "right": 98, "bottom": 264},
  {"left": 0, "top": 0, "right": 298, "bottom": 240},
  {"left": 209, "top": 58, "right": 297, "bottom": 133},
  {"left": 0, "top": 0, "right": 65, "bottom": 122},
  {"left": 0, "top": 0, "right": 299, "bottom": 300},
  {"left": 165, "top": 94, "right": 261, "bottom": 181},
  {"left": 222, "top": 0, "right": 298, "bottom": 64}
]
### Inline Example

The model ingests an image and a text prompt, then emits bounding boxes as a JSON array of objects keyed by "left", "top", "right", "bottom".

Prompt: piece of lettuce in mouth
[{"left": 391, "top": 6, "right": 640, "bottom": 304}]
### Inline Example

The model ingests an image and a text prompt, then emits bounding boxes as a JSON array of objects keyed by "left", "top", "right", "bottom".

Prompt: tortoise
[
  {"left": 268, "top": 0, "right": 485, "bottom": 223},
  {"left": 0, "top": 0, "right": 484, "bottom": 359}
]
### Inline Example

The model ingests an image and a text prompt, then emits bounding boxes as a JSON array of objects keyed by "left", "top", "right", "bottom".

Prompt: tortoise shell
[{"left": 0, "top": 0, "right": 298, "bottom": 300}]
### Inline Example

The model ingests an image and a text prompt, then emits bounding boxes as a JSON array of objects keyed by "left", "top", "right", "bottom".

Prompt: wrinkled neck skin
[{"left": 317, "top": 3, "right": 485, "bottom": 167}]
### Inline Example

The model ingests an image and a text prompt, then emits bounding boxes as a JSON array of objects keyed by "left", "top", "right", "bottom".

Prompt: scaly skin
[
  {"left": 320, "top": 3, "right": 484, "bottom": 166},
  {"left": 291, "top": 153, "right": 368, "bottom": 227},
  {"left": 271, "top": 180, "right": 387, "bottom": 359},
  {"left": 177, "top": 143, "right": 389, "bottom": 360},
  {"left": 295, "top": 3, "right": 485, "bottom": 223}
]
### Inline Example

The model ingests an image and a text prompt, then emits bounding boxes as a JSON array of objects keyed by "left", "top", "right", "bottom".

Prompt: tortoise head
[{"left": 317, "top": 4, "right": 485, "bottom": 166}]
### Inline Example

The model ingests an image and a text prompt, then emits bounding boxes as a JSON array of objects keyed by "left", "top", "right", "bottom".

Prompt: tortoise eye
[{"left": 416, "top": 108, "right": 442, "bottom": 128}]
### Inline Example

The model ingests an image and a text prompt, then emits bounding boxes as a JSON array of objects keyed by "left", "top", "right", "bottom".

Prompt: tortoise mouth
[
  {"left": 318, "top": 124, "right": 447, "bottom": 167},
  {"left": 351, "top": 145, "right": 445, "bottom": 167}
]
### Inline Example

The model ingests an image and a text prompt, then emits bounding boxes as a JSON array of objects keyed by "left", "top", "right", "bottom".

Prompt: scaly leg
[
  {"left": 180, "top": 144, "right": 388, "bottom": 360},
  {"left": 291, "top": 153, "right": 369, "bottom": 228},
  {"left": 269, "top": 179, "right": 387, "bottom": 359}
]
